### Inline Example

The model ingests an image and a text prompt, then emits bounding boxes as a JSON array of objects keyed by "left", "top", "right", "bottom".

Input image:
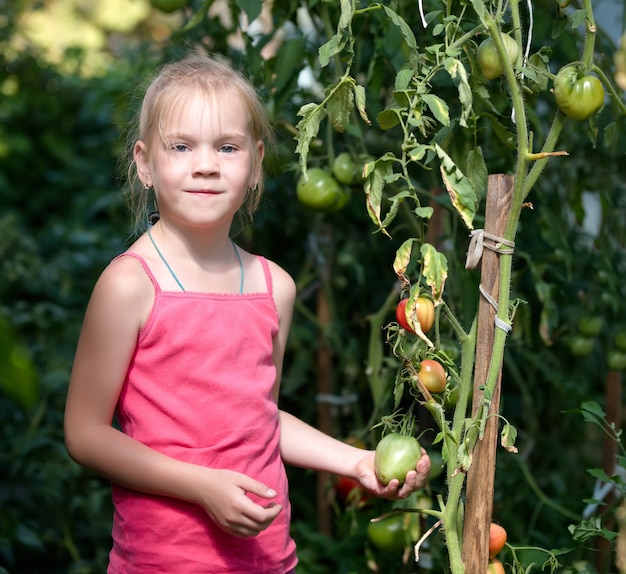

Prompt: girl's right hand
[{"left": 195, "top": 468, "right": 283, "bottom": 538}]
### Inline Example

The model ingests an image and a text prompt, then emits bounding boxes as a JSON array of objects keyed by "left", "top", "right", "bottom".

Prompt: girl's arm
[
  {"left": 64, "top": 256, "right": 281, "bottom": 537},
  {"left": 268, "top": 261, "right": 430, "bottom": 499}
]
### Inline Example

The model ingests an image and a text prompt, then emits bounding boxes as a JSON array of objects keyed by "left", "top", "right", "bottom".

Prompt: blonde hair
[{"left": 123, "top": 52, "right": 273, "bottom": 232}]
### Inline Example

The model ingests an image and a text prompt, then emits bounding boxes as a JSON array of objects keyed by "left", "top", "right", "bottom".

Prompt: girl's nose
[{"left": 193, "top": 148, "right": 219, "bottom": 175}]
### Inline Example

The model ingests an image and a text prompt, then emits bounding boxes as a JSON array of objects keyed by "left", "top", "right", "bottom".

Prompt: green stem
[
  {"left": 592, "top": 64, "right": 626, "bottom": 115},
  {"left": 581, "top": 0, "right": 597, "bottom": 72}
]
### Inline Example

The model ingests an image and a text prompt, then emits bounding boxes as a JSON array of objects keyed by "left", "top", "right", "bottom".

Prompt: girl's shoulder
[{"left": 88, "top": 247, "right": 156, "bottom": 328}]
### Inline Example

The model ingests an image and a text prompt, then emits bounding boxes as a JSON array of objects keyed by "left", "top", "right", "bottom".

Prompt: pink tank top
[{"left": 107, "top": 252, "right": 297, "bottom": 574}]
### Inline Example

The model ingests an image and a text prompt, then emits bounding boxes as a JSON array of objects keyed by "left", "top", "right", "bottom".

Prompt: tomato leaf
[
  {"left": 422, "top": 93, "right": 450, "bottom": 126},
  {"left": 421, "top": 243, "right": 448, "bottom": 303},
  {"left": 327, "top": 81, "right": 354, "bottom": 133},
  {"left": 377, "top": 106, "right": 403, "bottom": 130},
  {"left": 393, "top": 238, "right": 417, "bottom": 287},
  {"left": 435, "top": 144, "right": 478, "bottom": 229},
  {"left": 444, "top": 57, "right": 472, "bottom": 128},
  {"left": 382, "top": 6, "right": 419, "bottom": 67},
  {"left": 353, "top": 83, "right": 370, "bottom": 125},
  {"left": 464, "top": 146, "right": 488, "bottom": 205},
  {"left": 364, "top": 156, "right": 394, "bottom": 236},
  {"left": 500, "top": 422, "right": 518, "bottom": 453},
  {"left": 295, "top": 103, "right": 326, "bottom": 176}
]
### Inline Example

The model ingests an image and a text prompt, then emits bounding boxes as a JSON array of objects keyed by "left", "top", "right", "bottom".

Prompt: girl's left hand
[{"left": 353, "top": 449, "right": 431, "bottom": 499}]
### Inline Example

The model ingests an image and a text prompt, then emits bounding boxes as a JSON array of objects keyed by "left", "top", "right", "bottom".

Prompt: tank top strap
[
  {"left": 114, "top": 251, "right": 162, "bottom": 295},
  {"left": 258, "top": 256, "right": 273, "bottom": 296}
]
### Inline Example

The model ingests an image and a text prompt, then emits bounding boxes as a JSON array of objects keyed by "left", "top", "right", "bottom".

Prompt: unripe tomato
[
  {"left": 296, "top": 168, "right": 342, "bottom": 211},
  {"left": 608, "top": 350, "right": 626, "bottom": 371},
  {"left": 568, "top": 335, "right": 595, "bottom": 357},
  {"left": 488, "top": 558, "right": 505, "bottom": 574},
  {"left": 374, "top": 433, "right": 421, "bottom": 485},
  {"left": 417, "top": 359, "right": 447, "bottom": 393},
  {"left": 578, "top": 316, "right": 603, "bottom": 337},
  {"left": 477, "top": 34, "right": 519, "bottom": 79},
  {"left": 489, "top": 523, "right": 507, "bottom": 558},
  {"left": 553, "top": 65, "right": 604, "bottom": 120},
  {"left": 367, "top": 512, "right": 419, "bottom": 553},
  {"left": 332, "top": 152, "right": 359, "bottom": 185}
]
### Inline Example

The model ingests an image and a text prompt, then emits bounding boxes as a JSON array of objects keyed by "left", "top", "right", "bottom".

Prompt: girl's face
[{"left": 135, "top": 90, "right": 263, "bottom": 231}]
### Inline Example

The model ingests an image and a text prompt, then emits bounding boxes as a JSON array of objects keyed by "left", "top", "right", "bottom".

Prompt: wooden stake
[{"left": 462, "top": 174, "right": 514, "bottom": 571}]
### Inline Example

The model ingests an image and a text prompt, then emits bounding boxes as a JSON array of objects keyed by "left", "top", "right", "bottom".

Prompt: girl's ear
[
  {"left": 134, "top": 141, "right": 152, "bottom": 187},
  {"left": 251, "top": 139, "right": 265, "bottom": 187}
]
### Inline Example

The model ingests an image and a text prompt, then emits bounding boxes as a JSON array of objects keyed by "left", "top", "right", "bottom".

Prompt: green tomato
[
  {"left": 374, "top": 433, "right": 421, "bottom": 485},
  {"left": 608, "top": 350, "right": 626, "bottom": 371},
  {"left": 477, "top": 34, "right": 519, "bottom": 79},
  {"left": 331, "top": 152, "right": 359, "bottom": 185},
  {"left": 150, "top": 0, "right": 186, "bottom": 12},
  {"left": 553, "top": 65, "right": 605, "bottom": 120},
  {"left": 578, "top": 316, "right": 603, "bottom": 337},
  {"left": 296, "top": 168, "right": 342, "bottom": 212},
  {"left": 568, "top": 335, "right": 595, "bottom": 357},
  {"left": 367, "top": 512, "right": 419, "bottom": 553},
  {"left": 615, "top": 330, "right": 626, "bottom": 352}
]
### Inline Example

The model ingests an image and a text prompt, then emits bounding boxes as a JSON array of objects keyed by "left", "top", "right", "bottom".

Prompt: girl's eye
[
  {"left": 171, "top": 144, "right": 189, "bottom": 152},
  {"left": 220, "top": 145, "right": 236, "bottom": 154}
]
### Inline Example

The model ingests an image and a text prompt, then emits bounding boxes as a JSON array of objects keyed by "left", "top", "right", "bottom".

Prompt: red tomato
[
  {"left": 489, "top": 523, "right": 507, "bottom": 558},
  {"left": 417, "top": 359, "right": 447, "bottom": 393},
  {"left": 396, "top": 297, "right": 435, "bottom": 334},
  {"left": 334, "top": 476, "right": 370, "bottom": 506},
  {"left": 396, "top": 298, "right": 415, "bottom": 333}
]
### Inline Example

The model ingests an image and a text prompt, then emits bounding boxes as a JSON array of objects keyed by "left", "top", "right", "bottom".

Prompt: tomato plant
[
  {"left": 367, "top": 512, "right": 419, "bottom": 553},
  {"left": 553, "top": 65, "right": 605, "bottom": 120},
  {"left": 577, "top": 316, "right": 603, "bottom": 337},
  {"left": 488, "top": 523, "right": 507, "bottom": 558},
  {"left": 417, "top": 359, "right": 447, "bottom": 393},
  {"left": 477, "top": 34, "right": 519, "bottom": 79},
  {"left": 374, "top": 433, "right": 421, "bottom": 485},
  {"left": 296, "top": 167, "right": 346, "bottom": 212}
]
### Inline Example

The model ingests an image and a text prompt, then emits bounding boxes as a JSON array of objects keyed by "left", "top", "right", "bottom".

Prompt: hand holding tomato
[{"left": 350, "top": 446, "right": 431, "bottom": 500}]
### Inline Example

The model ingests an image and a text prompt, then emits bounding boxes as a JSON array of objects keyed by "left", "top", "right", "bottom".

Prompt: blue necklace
[{"left": 147, "top": 226, "right": 244, "bottom": 294}]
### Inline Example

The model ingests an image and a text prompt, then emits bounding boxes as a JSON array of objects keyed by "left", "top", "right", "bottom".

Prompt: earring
[
  {"left": 144, "top": 182, "right": 153, "bottom": 190},
  {"left": 247, "top": 184, "right": 258, "bottom": 193}
]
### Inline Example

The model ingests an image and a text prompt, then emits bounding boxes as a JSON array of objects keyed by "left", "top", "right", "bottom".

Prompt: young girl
[{"left": 64, "top": 52, "right": 431, "bottom": 574}]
